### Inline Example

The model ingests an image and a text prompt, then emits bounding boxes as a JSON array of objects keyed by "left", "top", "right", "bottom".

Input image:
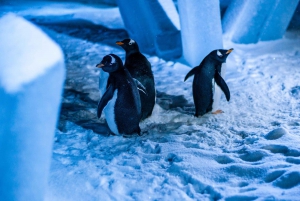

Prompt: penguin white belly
[
  {"left": 212, "top": 63, "right": 226, "bottom": 112},
  {"left": 104, "top": 89, "right": 119, "bottom": 135}
]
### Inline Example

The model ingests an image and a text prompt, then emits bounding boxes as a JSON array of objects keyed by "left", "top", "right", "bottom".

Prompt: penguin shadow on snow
[
  {"left": 58, "top": 88, "right": 111, "bottom": 136},
  {"left": 57, "top": 87, "right": 195, "bottom": 135},
  {"left": 156, "top": 90, "right": 194, "bottom": 115}
]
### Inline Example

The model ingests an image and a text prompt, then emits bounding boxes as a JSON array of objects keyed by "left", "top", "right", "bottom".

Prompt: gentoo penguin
[
  {"left": 96, "top": 54, "right": 142, "bottom": 135},
  {"left": 116, "top": 38, "right": 155, "bottom": 121},
  {"left": 184, "top": 48, "right": 233, "bottom": 117}
]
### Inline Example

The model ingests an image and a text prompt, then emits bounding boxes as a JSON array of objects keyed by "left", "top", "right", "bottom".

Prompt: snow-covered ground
[{"left": 2, "top": 1, "right": 300, "bottom": 200}]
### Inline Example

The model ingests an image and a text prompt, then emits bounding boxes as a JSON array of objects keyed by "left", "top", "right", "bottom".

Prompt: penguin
[
  {"left": 95, "top": 54, "right": 143, "bottom": 135},
  {"left": 116, "top": 38, "right": 155, "bottom": 121},
  {"left": 184, "top": 48, "right": 233, "bottom": 117}
]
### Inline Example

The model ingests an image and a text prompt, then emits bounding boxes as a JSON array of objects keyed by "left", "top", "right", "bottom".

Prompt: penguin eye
[
  {"left": 217, "top": 50, "right": 223, "bottom": 57},
  {"left": 128, "top": 39, "right": 135, "bottom": 45}
]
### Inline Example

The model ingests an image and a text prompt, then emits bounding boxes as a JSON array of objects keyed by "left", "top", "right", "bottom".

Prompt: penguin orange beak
[
  {"left": 116, "top": 41, "right": 124, "bottom": 46},
  {"left": 226, "top": 48, "right": 234, "bottom": 54},
  {"left": 96, "top": 63, "right": 104, "bottom": 68}
]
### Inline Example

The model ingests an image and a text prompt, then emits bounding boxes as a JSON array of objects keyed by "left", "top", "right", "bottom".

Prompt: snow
[
  {"left": 1, "top": 1, "right": 300, "bottom": 201},
  {"left": 0, "top": 13, "right": 63, "bottom": 93},
  {"left": 0, "top": 14, "right": 65, "bottom": 200}
]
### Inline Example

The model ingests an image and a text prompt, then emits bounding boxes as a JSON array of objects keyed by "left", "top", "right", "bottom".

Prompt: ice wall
[
  {"left": 0, "top": 14, "right": 65, "bottom": 201},
  {"left": 177, "top": 0, "right": 223, "bottom": 67},
  {"left": 116, "top": 0, "right": 182, "bottom": 60},
  {"left": 222, "top": 0, "right": 300, "bottom": 44}
]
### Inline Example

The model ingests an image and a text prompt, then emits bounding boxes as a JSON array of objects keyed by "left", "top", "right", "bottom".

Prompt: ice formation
[
  {"left": 0, "top": 14, "right": 65, "bottom": 201},
  {"left": 117, "top": 0, "right": 181, "bottom": 60},
  {"left": 222, "top": 0, "right": 299, "bottom": 43}
]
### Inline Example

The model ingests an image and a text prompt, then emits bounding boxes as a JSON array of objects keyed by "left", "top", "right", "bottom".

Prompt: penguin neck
[
  {"left": 207, "top": 57, "right": 222, "bottom": 70},
  {"left": 126, "top": 48, "right": 140, "bottom": 57},
  {"left": 110, "top": 68, "right": 126, "bottom": 79}
]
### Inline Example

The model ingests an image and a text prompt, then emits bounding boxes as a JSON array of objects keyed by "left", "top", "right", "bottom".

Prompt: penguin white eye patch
[
  {"left": 129, "top": 39, "right": 135, "bottom": 45},
  {"left": 109, "top": 55, "right": 116, "bottom": 64},
  {"left": 217, "top": 50, "right": 223, "bottom": 57}
]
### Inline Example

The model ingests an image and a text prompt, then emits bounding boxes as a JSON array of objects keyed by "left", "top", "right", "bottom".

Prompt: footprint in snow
[
  {"left": 264, "top": 128, "right": 287, "bottom": 140},
  {"left": 262, "top": 145, "right": 300, "bottom": 157},
  {"left": 290, "top": 86, "right": 300, "bottom": 99},
  {"left": 215, "top": 155, "right": 235, "bottom": 164},
  {"left": 273, "top": 171, "right": 300, "bottom": 189}
]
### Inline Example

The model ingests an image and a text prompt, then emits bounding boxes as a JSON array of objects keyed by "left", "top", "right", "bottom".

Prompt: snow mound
[{"left": 0, "top": 13, "right": 63, "bottom": 93}]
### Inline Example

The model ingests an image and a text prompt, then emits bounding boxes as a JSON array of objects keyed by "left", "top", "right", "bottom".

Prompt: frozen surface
[
  {"left": 223, "top": 0, "right": 299, "bottom": 44},
  {"left": 50, "top": 29, "right": 300, "bottom": 201},
  {"left": 2, "top": 2, "right": 300, "bottom": 201},
  {"left": 178, "top": 0, "right": 223, "bottom": 67},
  {"left": 0, "top": 14, "right": 65, "bottom": 201},
  {"left": 0, "top": 13, "right": 63, "bottom": 93},
  {"left": 45, "top": 22, "right": 300, "bottom": 201}
]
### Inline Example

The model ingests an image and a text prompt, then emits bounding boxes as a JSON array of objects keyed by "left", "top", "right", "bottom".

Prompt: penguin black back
[
  {"left": 116, "top": 38, "right": 156, "bottom": 121},
  {"left": 96, "top": 54, "right": 141, "bottom": 135},
  {"left": 184, "top": 49, "right": 233, "bottom": 117}
]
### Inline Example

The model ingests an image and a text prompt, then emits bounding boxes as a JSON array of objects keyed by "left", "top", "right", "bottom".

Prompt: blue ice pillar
[
  {"left": 178, "top": 0, "right": 225, "bottom": 112},
  {"left": 222, "top": 0, "right": 299, "bottom": 44},
  {"left": 260, "top": 0, "right": 300, "bottom": 41},
  {"left": 177, "top": 0, "right": 223, "bottom": 67},
  {"left": 0, "top": 14, "right": 65, "bottom": 201},
  {"left": 116, "top": 0, "right": 182, "bottom": 60}
]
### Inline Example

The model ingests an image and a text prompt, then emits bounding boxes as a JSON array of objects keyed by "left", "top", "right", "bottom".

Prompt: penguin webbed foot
[{"left": 212, "top": 109, "right": 224, "bottom": 114}]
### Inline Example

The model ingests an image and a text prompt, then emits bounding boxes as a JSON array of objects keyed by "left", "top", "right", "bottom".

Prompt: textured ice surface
[
  {"left": 0, "top": 14, "right": 65, "bottom": 201},
  {"left": 178, "top": 0, "right": 223, "bottom": 67},
  {"left": 223, "top": 0, "right": 299, "bottom": 44},
  {"left": 117, "top": 0, "right": 181, "bottom": 60},
  {"left": 0, "top": 14, "right": 63, "bottom": 93}
]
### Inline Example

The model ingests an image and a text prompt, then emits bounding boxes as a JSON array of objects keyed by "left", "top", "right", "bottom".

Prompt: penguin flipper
[
  {"left": 184, "top": 67, "right": 198, "bottom": 82},
  {"left": 214, "top": 72, "right": 230, "bottom": 101},
  {"left": 97, "top": 84, "right": 115, "bottom": 118},
  {"left": 133, "top": 78, "right": 147, "bottom": 96}
]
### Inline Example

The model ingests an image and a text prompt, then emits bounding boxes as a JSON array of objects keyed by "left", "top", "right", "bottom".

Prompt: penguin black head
[
  {"left": 96, "top": 54, "right": 123, "bottom": 73},
  {"left": 116, "top": 38, "right": 139, "bottom": 53},
  {"left": 210, "top": 48, "right": 233, "bottom": 63}
]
